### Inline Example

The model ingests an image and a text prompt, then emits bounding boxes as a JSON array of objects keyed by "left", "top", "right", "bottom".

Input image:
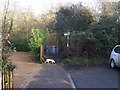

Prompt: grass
[{"left": 62, "top": 57, "right": 109, "bottom": 67}]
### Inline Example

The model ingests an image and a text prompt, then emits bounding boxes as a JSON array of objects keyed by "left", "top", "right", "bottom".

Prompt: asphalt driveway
[
  {"left": 24, "top": 64, "right": 72, "bottom": 88},
  {"left": 11, "top": 52, "right": 120, "bottom": 89},
  {"left": 69, "top": 66, "right": 120, "bottom": 89}
]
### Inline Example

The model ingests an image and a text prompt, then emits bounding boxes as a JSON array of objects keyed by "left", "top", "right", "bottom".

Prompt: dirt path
[{"left": 10, "top": 52, "right": 43, "bottom": 88}]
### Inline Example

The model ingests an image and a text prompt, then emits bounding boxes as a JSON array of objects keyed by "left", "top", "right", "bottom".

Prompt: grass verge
[{"left": 62, "top": 57, "right": 109, "bottom": 67}]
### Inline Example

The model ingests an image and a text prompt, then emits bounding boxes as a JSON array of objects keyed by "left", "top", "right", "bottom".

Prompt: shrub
[
  {"left": 9, "top": 31, "right": 30, "bottom": 52},
  {"left": 62, "top": 57, "right": 108, "bottom": 66},
  {"left": 28, "top": 28, "right": 45, "bottom": 60}
]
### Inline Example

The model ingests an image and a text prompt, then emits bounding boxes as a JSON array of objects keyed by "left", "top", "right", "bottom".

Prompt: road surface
[{"left": 10, "top": 52, "right": 120, "bottom": 89}]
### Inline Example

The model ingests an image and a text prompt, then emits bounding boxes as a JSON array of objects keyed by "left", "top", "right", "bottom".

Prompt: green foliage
[
  {"left": 9, "top": 19, "right": 13, "bottom": 33},
  {"left": 67, "top": 14, "right": 118, "bottom": 57},
  {"left": 30, "top": 47, "right": 40, "bottom": 60},
  {"left": 7, "top": 10, "right": 43, "bottom": 52},
  {"left": 1, "top": 0, "right": 15, "bottom": 75},
  {"left": 63, "top": 57, "right": 108, "bottom": 66},
  {"left": 90, "top": 14, "right": 118, "bottom": 56},
  {"left": 29, "top": 29, "right": 45, "bottom": 48},
  {"left": 28, "top": 28, "right": 45, "bottom": 59},
  {"left": 54, "top": 3, "right": 94, "bottom": 34},
  {"left": 49, "top": 2, "right": 119, "bottom": 58},
  {"left": 9, "top": 32, "right": 30, "bottom": 51}
]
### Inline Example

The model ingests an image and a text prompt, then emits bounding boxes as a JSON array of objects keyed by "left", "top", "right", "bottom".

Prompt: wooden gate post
[{"left": 40, "top": 45, "right": 43, "bottom": 63}]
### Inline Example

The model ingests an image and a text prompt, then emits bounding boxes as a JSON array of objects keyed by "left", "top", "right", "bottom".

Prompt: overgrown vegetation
[
  {"left": 8, "top": 11, "right": 42, "bottom": 51},
  {"left": 52, "top": 2, "right": 119, "bottom": 58},
  {"left": 9, "top": 31, "right": 30, "bottom": 51},
  {"left": 4, "top": 1, "right": 119, "bottom": 65},
  {"left": 1, "top": 0, "right": 15, "bottom": 71},
  {"left": 1, "top": 0, "right": 15, "bottom": 89},
  {"left": 62, "top": 57, "right": 109, "bottom": 66}
]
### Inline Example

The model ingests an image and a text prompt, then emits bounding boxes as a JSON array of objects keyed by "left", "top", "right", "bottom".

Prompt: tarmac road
[
  {"left": 11, "top": 52, "right": 120, "bottom": 89},
  {"left": 69, "top": 66, "right": 120, "bottom": 89},
  {"left": 24, "top": 64, "right": 72, "bottom": 88},
  {"left": 24, "top": 65, "right": 120, "bottom": 89}
]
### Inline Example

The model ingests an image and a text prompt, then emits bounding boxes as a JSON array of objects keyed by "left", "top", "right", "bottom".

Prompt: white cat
[{"left": 45, "top": 59, "right": 55, "bottom": 64}]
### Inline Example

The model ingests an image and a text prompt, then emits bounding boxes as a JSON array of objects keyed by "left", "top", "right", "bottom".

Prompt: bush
[
  {"left": 9, "top": 31, "right": 30, "bottom": 52},
  {"left": 30, "top": 47, "right": 40, "bottom": 60},
  {"left": 62, "top": 57, "right": 108, "bottom": 66},
  {"left": 28, "top": 28, "right": 45, "bottom": 60}
]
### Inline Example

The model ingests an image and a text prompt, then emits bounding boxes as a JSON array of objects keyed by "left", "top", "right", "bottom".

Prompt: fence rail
[{"left": 1, "top": 66, "right": 13, "bottom": 89}]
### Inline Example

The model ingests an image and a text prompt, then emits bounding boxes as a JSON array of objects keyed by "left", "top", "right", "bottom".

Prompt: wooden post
[{"left": 40, "top": 45, "right": 43, "bottom": 63}]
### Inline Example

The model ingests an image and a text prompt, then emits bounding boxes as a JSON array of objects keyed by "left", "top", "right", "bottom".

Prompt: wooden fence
[{"left": 2, "top": 66, "right": 13, "bottom": 89}]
